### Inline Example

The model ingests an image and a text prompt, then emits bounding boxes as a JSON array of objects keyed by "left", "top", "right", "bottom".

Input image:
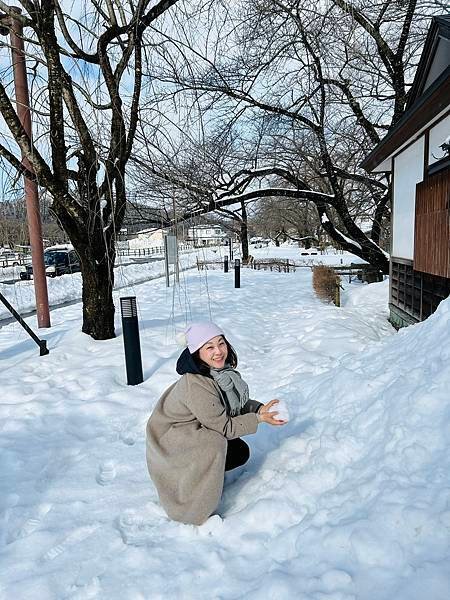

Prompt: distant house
[
  {"left": 186, "top": 225, "right": 227, "bottom": 247},
  {"left": 361, "top": 16, "right": 450, "bottom": 328}
]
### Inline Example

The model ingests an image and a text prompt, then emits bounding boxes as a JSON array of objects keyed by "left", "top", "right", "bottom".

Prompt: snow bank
[{"left": 0, "top": 248, "right": 205, "bottom": 320}]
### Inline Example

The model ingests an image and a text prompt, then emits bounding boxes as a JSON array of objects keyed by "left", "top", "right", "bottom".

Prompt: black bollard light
[
  {"left": 224, "top": 255, "right": 229, "bottom": 273},
  {"left": 120, "top": 296, "right": 144, "bottom": 385},
  {"left": 234, "top": 258, "right": 241, "bottom": 288}
]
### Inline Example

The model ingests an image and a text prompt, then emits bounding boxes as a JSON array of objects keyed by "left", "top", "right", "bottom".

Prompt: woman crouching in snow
[{"left": 146, "top": 321, "right": 286, "bottom": 526}]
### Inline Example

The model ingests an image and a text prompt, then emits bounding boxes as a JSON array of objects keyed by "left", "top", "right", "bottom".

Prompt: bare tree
[
  {"left": 139, "top": 0, "right": 441, "bottom": 273},
  {"left": 0, "top": 0, "right": 179, "bottom": 339},
  {"left": 0, "top": 194, "right": 67, "bottom": 246},
  {"left": 251, "top": 197, "right": 322, "bottom": 247}
]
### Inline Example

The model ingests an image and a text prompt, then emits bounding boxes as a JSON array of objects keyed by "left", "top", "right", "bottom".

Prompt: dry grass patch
[{"left": 312, "top": 265, "right": 341, "bottom": 305}]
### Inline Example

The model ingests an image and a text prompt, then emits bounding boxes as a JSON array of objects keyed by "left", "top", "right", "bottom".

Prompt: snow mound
[{"left": 259, "top": 295, "right": 450, "bottom": 599}]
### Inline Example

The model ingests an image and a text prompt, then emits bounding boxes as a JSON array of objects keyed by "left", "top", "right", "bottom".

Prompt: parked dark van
[{"left": 20, "top": 248, "right": 81, "bottom": 280}]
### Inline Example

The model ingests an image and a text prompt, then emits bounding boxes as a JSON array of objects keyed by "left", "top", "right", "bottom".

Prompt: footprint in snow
[
  {"left": 41, "top": 525, "right": 99, "bottom": 562},
  {"left": 64, "top": 576, "right": 101, "bottom": 600},
  {"left": 8, "top": 502, "right": 52, "bottom": 543},
  {"left": 96, "top": 461, "right": 116, "bottom": 485},
  {"left": 35, "top": 450, "right": 85, "bottom": 492},
  {"left": 120, "top": 433, "right": 136, "bottom": 446},
  {"left": 116, "top": 510, "right": 165, "bottom": 547}
]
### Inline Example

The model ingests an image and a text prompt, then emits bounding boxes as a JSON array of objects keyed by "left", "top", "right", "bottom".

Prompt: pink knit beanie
[{"left": 184, "top": 322, "right": 225, "bottom": 353}]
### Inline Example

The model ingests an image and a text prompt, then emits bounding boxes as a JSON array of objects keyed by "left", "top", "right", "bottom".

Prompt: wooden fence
[{"left": 117, "top": 244, "right": 191, "bottom": 258}]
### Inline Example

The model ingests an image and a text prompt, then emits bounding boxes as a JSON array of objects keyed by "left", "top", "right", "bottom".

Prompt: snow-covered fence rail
[
  {"left": 196, "top": 258, "right": 224, "bottom": 270},
  {"left": 118, "top": 244, "right": 192, "bottom": 258},
  {"left": 251, "top": 259, "right": 296, "bottom": 273},
  {"left": 0, "top": 254, "right": 28, "bottom": 268},
  {"left": 329, "top": 263, "right": 384, "bottom": 283},
  {"left": 196, "top": 258, "right": 298, "bottom": 272},
  {"left": 194, "top": 257, "right": 384, "bottom": 281}
]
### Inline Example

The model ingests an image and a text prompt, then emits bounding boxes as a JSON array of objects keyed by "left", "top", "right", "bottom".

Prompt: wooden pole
[
  {"left": 9, "top": 8, "right": 50, "bottom": 328},
  {"left": 335, "top": 280, "right": 341, "bottom": 307}
]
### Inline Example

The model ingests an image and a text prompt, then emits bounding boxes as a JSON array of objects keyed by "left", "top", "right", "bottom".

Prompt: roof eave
[
  {"left": 361, "top": 66, "right": 450, "bottom": 173},
  {"left": 405, "top": 16, "right": 450, "bottom": 109}
]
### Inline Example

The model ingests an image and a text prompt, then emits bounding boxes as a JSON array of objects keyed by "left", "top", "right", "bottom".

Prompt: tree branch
[{"left": 0, "top": 142, "right": 37, "bottom": 181}]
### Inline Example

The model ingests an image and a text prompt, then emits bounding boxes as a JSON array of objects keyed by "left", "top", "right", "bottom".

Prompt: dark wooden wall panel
[
  {"left": 414, "top": 168, "right": 450, "bottom": 277},
  {"left": 391, "top": 259, "right": 450, "bottom": 322}
]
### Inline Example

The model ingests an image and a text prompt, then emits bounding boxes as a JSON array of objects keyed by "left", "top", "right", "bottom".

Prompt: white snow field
[
  {"left": 0, "top": 245, "right": 362, "bottom": 321},
  {"left": 1, "top": 252, "right": 449, "bottom": 600},
  {"left": 0, "top": 246, "right": 204, "bottom": 320}
]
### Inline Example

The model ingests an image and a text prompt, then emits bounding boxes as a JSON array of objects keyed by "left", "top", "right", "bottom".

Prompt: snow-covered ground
[
  {"left": 0, "top": 245, "right": 214, "bottom": 321},
  {"left": 1, "top": 248, "right": 449, "bottom": 600},
  {"left": 0, "top": 245, "right": 363, "bottom": 321}
]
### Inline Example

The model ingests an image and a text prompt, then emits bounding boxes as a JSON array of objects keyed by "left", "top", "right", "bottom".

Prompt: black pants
[{"left": 225, "top": 438, "right": 250, "bottom": 471}]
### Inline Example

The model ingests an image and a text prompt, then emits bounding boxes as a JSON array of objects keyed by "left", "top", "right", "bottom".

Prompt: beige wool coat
[{"left": 146, "top": 372, "right": 260, "bottom": 525}]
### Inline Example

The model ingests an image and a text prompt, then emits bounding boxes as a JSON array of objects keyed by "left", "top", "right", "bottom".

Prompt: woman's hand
[{"left": 258, "top": 399, "right": 287, "bottom": 426}]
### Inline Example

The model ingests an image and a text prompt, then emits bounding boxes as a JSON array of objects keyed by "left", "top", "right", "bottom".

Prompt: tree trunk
[
  {"left": 371, "top": 188, "right": 391, "bottom": 246},
  {"left": 315, "top": 200, "right": 389, "bottom": 274},
  {"left": 240, "top": 201, "right": 249, "bottom": 262},
  {"left": 79, "top": 243, "right": 116, "bottom": 339},
  {"left": 53, "top": 190, "right": 119, "bottom": 340}
]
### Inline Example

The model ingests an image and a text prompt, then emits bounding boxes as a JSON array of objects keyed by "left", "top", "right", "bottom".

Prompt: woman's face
[{"left": 198, "top": 335, "right": 228, "bottom": 369}]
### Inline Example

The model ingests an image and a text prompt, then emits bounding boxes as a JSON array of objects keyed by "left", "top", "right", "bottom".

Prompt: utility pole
[{"left": 0, "top": 7, "right": 50, "bottom": 328}]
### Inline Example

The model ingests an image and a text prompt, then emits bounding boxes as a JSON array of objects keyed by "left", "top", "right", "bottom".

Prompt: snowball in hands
[{"left": 274, "top": 399, "right": 290, "bottom": 422}]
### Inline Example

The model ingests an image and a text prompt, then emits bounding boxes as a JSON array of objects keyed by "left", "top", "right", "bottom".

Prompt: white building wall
[
  {"left": 392, "top": 137, "right": 425, "bottom": 260},
  {"left": 187, "top": 227, "right": 223, "bottom": 239},
  {"left": 429, "top": 113, "right": 450, "bottom": 165},
  {"left": 186, "top": 226, "right": 227, "bottom": 246},
  {"left": 128, "top": 229, "right": 165, "bottom": 249}
]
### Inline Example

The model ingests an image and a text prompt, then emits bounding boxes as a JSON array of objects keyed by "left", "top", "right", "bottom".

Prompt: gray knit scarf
[{"left": 210, "top": 365, "right": 249, "bottom": 416}]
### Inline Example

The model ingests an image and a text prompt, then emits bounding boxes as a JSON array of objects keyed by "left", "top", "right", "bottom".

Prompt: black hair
[{"left": 191, "top": 336, "right": 238, "bottom": 374}]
